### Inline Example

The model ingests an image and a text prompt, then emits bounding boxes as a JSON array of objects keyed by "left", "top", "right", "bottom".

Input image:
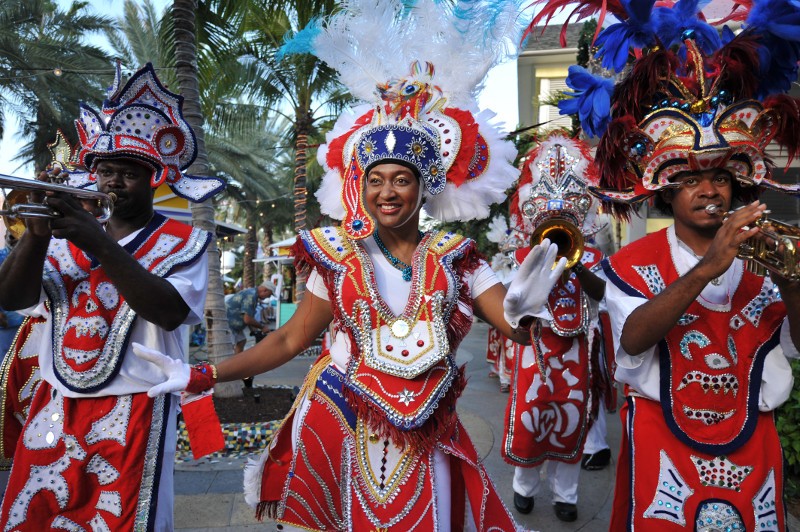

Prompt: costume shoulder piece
[
  {"left": 603, "top": 229, "right": 670, "bottom": 298},
  {"left": 298, "top": 226, "right": 355, "bottom": 271}
]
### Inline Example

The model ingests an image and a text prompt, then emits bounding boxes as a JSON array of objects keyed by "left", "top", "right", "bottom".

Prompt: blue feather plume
[
  {"left": 275, "top": 17, "right": 323, "bottom": 62},
  {"left": 653, "top": 0, "right": 721, "bottom": 55},
  {"left": 746, "top": 0, "right": 800, "bottom": 96},
  {"left": 594, "top": 0, "right": 659, "bottom": 72},
  {"left": 558, "top": 65, "right": 616, "bottom": 138}
]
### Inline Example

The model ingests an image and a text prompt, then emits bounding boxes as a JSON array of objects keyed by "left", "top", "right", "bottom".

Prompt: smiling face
[
  {"left": 94, "top": 158, "right": 155, "bottom": 220},
  {"left": 661, "top": 168, "right": 734, "bottom": 240},
  {"left": 364, "top": 162, "right": 422, "bottom": 232}
]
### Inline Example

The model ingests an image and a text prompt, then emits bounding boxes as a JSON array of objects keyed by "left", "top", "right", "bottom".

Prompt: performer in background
[
  {"left": 485, "top": 215, "right": 517, "bottom": 392},
  {"left": 531, "top": 0, "right": 800, "bottom": 529},
  {"left": 501, "top": 132, "right": 607, "bottom": 522},
  {"left": 0, "top": 63, "right": 224, "bottom": 530}
]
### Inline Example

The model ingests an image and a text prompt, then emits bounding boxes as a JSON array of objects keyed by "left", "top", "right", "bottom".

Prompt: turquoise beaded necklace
[{"left": 373, "top": 231, "right": 423, "bottom": 282}]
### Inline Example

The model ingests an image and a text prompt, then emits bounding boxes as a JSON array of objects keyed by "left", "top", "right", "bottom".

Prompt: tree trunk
[
  {"left": 261, "top": 221, "right": 274, "bottom": 283},
  {"left": 293, "top": 125, "right": 309, "bottom": 300},
  {"left": 243, "top": 209, "right": 257, "bottom": 288},
  {"left": 172, "top": 0, "right": 240, "bottom": 398}
]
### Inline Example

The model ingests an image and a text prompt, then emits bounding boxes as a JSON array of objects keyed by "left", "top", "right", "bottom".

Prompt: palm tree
[
  {"left": 237, "top": 0, "right": 350, "bottom": 296},
  {"left": 207, "top": 112, "right": 295, "bottom": 286},
  {"left": 172, "top": 0, "right": 244, "bottom": 397},
  {"left": 0, "top": 0, "right": 111, "bottom": 170}
]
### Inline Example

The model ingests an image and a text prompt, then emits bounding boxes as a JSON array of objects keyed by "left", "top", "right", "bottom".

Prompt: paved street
[{"left": 174, "top": 321, "right": 620, "bottom": 531}]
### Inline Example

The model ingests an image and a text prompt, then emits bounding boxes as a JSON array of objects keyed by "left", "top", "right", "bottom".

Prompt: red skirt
[
  {"left": 247, "top": 362, "right": 520, "bottom": 531},
  {"left": 611, "top": 396, "right": 785, "bottom": 531},
  {"left": 0, "top": 381, "right": 171, "bottom": 530}
]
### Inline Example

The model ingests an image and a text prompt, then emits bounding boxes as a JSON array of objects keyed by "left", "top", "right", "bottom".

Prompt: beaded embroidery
[
  {"left": 633, "top": 264, "right": 666, "bottom": 295},
  {"left": 741, "top": 282, "right": 782, "bottom": 328},
  {"left": 752, "top": 469, "right": 779, "bottom": 530},
  {"left": 695, "top": 500, "right": 745, "bottom": 531},
  {"left": 692, "top": 455, "right": 752, "bottom": 490},
  {"left": 643, "top": 450, "right": 694, "bottom": 526}
]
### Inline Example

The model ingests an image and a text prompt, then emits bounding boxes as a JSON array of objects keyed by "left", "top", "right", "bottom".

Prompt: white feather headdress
[{"left": 284, "top": 0, "right": 526, "bottom": 235}]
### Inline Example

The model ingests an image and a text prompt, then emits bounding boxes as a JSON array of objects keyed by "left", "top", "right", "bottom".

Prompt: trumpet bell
[
  {"left": 2, "top": 190, "right": 30, "bottom": 240},
  {"left": 0, "top": 173, "right": 114, "bottom": 238},
  {"left": 530, "top": 217, "right": 585, "bottom": 269}
]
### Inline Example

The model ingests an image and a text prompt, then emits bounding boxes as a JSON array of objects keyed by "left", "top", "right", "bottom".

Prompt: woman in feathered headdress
[
  {"left": 132, "top": 1, "right": 575, "bottom": 529},
  {"left": 531, "top": 1, "right": 800, "bottom": 530}
]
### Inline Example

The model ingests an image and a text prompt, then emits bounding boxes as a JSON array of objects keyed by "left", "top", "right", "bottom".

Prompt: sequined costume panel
[
  {"left": 298, "top": 227, "right": 474, "bottom": 436},
  {"left": 612, "top": 397, "right": 784, "bottom": 531},
  {"left": 41, "top": 213, "right": 210, "bottom": 393},
  {"left": 605, "top": 228, "right": 785, "bottom": 454},
  {"left": 502, "top": 247, "right": 601, "bottom": 466},
  {"left": 0, "top": 381, "right": 170, "bottom": 530},
  {"left": 502, "top": 330, "right": 592, "bottom": 466},
  {"left": 0, "top": 317, "right": 46, "bottom": 469}
]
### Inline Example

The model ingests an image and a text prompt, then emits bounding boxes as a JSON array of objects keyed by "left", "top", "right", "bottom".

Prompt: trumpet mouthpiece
[
  {"left": 705, "top": 204, "right": 720, "bottom": 215},
  {"left": 107, "top": 192, "right": 118, "bottom": 203}
]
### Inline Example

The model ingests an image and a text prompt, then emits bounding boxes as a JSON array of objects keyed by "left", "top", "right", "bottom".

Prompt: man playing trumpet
[
  {"left": 501, "top": 132, "right": 609, "bottom": 522},
  {"left": 0, "top": 63, "right": 224, "bottom": 530},
  {"left": 548, "top": 2, "right": 800, "bottom": 527}
]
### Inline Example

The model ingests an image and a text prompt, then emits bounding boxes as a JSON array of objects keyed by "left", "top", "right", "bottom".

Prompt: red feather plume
[
  {"left": 522, "top": 0, "right": 625, "bottom": 47},
  {"left": 762, "top": 94, "right": 800, "bottom": 167},
  {"left": 611, "top": 46, "right": 677, "bottom": 122},
  {"left": 713, "top": 32, "right": 761, "bottom": 100},
  {"left": 595, "top": 115, "right": 639, "bottom": 190}
]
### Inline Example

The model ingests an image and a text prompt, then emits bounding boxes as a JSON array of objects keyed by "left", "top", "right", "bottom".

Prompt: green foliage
[
  {"left": 576, "top": 19, "right": 598, "bottom": 68},
  {"left": 776, "top": 358, "right": 800, "bottom": 499},
  {"left": 0, "top": 0, "right": 112, "bottom": 170}
]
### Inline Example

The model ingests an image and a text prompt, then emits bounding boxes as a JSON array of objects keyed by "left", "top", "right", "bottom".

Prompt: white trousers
[
  {"left": 513, "top": 460, "right": 581, "bottom": 504},
  {"left": 582, "top": 407, "right": 610, "bottom": 455}
]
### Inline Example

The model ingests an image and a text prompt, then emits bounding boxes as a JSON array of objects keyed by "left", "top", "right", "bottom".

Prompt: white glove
[
  {"left": 132, "top": 342, "right": 190, "bottom": 397},
  {"left": 503, "top": 239, "right": 567, "bottom": 328}
]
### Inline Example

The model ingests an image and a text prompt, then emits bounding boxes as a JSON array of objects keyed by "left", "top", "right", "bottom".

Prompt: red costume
[
  {"left": 605, "top": 228, "right": 787, "bottom": 530},
  {"left": 245, "top": 227, "right": 518, "bottom": 530},
  {"left": 503, "top": 246, "right": 602, "bottom": 466},
  {"left": 0, "top": 215, "right": 209, "bottom": 531}
]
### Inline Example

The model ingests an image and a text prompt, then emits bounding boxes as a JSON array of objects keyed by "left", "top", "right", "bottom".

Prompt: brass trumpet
[
  {"left": 705, "top": 204, "right": 800, "bottom": 280},
  {"left": 0, "top": 173, "right": 116, "bottom": 239},
  {"left": 529, "top": 217, "right": 585, "bottom": 269}
]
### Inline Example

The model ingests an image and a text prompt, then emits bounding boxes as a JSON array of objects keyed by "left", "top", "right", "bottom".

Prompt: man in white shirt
[{"left": 0, "top": 64, "right": 224, "bottom": 530}]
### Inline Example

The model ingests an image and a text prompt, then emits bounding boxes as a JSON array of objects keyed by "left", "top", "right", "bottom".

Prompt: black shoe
[
  {"left": 581, "top": 448, "right": 611, "bottom": 471},
  {"left": 242, "top": 377, "right": 254, "bottom": 388},
  {"left": 513, "top": 492, "right": 534, "bottom": 515},
  {"left": 554, "top": 502, "right": 578, "bottom": 522}
]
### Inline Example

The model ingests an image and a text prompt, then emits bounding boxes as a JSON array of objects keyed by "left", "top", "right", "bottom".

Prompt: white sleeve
[
  {"left": 307, "top": 268, "right": 330, "bottom": 301},
  {"left": 164, "top": 253, "right": 209, "bottom": 325},
  {"left": 604, "top": 280, "right": 662, "bottom": 400},
  {"left": 468, "top": 261, "right": 500, "bottom": 299}
]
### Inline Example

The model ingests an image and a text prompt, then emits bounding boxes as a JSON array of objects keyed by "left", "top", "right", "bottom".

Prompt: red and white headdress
[
  {"left": 509, "top": 133, "right": 601, "bottom": 241},
  {"left": 282, "top": 0, "right": 525, "bottom": 239},
  {"left": 72, "top": 63, "right": 225, "bottom": 202}
]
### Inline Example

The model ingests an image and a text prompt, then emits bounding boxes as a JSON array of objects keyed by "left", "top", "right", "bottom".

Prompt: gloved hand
[
  {"left": 503, "top": 239, "right": 567, "bottom": 328},
  {"left": 132, "top": 342, "right": 191, "bottom": 397}
]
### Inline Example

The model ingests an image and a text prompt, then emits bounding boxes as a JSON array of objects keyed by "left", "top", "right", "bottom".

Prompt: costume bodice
[
  {"left": 42, "top": 214, "right": 210, "bottom": 393},
  {"left": 297, "top": 226, "right": 480, "bottom": 437},
  {"left": 605, "top": 228, "right": 786, "bottom": 454}
]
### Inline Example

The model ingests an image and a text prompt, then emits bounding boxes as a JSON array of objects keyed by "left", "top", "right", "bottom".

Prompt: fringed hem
[
  {"left": 255, "top": 500, "right": 279, "bottom": 521},
  {"left": 342, "top": 365, "right": 467, "bottom": 452}
]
